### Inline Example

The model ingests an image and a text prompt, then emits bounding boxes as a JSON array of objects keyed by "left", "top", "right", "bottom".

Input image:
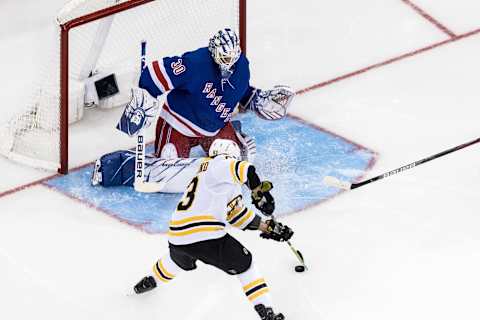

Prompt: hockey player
[
  {"left": 117, "top": 28, "right": 295, "bottom": 161},
  {"left": 133, "top": 139, "right": 292, "bottom": 320}
]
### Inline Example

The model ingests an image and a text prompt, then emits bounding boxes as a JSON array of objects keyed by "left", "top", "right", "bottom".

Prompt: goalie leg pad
[
  {"left": 160, "top": 143, "right": 178, "bottom": 159},
  {"left": 91, "top": 159, "right": 103, "bottom": 186},
  {"left": 96, "top": 150, "right": 136, "bottom": 187}
]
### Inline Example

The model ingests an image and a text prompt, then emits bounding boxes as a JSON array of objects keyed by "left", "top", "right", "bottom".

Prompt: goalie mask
[
  {"left": 208, "top": 28, "right": 241, "bottom": 76},
  {"left": 208, "top": 139, "right": 241, "bottom": 160}
]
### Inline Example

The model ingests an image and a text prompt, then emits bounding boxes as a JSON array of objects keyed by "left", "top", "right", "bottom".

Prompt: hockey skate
[
  {"left": 254, "top": 304, "right": 285, "bottom": 320},
  {"left": 91, "top": 159, "right": 102, "bottom": 186},
  {"left": 134, "top": 276, "right": 157, "bottom": 294}
]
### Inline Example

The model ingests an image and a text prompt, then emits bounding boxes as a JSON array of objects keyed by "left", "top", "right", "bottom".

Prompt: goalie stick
[
  {"left": 133, "top": 40, "right": 166, "bottom": 193},
  {"left": 323, "top": 136, "right": 480, "bottom": 190}
]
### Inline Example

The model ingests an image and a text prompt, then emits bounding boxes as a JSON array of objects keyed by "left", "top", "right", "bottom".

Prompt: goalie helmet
[
  {"left": 208, "top": 139, "right": 241, "bottom": 160},
  {"left": 208, "top": 28, "right": 241, "bottom": 73}
]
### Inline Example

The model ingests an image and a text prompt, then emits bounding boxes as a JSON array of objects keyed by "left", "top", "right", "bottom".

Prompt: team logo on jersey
[
  {"left": 227, "top": 195, "right": 244, "bottom": 217},
  {"left": 221, "top": 108, "right": 231, "bottom": 118},
  {"left": 203, "top": 82, "right": 232, "bottom": 122},
  {"left": 211, "top": 96, "right": 222, "bottom": 106},
  {"left": 203, "top": 83, "right": 213, "bottom": 93}
]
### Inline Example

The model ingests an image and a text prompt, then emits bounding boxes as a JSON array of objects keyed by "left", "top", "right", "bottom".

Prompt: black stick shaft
[
  {"left": 351, "top": 137, "right": 480, "bottom": 189},
  {"left": 272, "top": 217, "right": 306, "bottom": 267}
]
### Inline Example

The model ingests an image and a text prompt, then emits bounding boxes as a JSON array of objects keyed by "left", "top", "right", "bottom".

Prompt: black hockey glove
[
  {"left": 251, "top": 181, "right": 275, "bottom": 216},
  {"left": 260, "top": 219, "right": 294, "bottom": 242}
]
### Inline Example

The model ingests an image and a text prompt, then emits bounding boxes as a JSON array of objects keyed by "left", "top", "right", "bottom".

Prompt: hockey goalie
[{"left": 116, "top": 28, "right": 295, "bottom": 163}]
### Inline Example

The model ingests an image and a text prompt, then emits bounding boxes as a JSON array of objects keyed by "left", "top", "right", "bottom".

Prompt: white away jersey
[{"left": 168, "top": 155, "right": 255, "bottom": 245}]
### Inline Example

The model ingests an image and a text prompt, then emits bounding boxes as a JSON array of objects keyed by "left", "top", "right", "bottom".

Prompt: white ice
[{"left": 1, "top": 1, "right": 479, "bottom": 319}]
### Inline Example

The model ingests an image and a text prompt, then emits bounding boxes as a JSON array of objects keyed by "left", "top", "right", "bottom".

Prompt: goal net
[{"left": 0, "top": 0, "right": 245, "bottom": 173}]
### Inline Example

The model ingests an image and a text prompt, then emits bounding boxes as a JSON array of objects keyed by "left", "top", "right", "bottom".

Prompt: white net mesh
[
  {"left": 0, "top": 0, "right": 241, "bottom": 171},
  {"left": 0, "top": 21, "right": 61, "bottom": 170}
]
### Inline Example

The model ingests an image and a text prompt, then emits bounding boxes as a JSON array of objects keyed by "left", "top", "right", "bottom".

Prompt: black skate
[
  {"left": 134, "top": 276, "right": 157, "bottom": 294},
  {"left": 254, "top": 304, "right": 285, "bottom": 320}
]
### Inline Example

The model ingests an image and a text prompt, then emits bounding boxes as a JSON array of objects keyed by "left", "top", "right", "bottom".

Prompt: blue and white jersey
[{"left": 139, "top": 47, "right": 255, "bottom": 137}]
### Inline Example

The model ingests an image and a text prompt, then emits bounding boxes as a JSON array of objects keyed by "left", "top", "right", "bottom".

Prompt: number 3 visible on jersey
[{"left": 177, "top": 176, "right": 199, "bottom": 211}]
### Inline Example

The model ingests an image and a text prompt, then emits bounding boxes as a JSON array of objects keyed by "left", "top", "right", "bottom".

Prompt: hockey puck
[{"left": 295, "top": 265, "right": 306, "bottom": 273}]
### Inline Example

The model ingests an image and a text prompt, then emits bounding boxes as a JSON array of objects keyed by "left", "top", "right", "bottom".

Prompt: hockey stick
[
  {"left": 133, "top": 132, "right": 168, "bottom": 193},
  {"left": 286, "top": 240, "right": 308, "bottom": 271},
  {"left": 271, "top": 216, "right": 308, "bottom": 271},
  {"left": 323, "top": 136, "right": 480, "bottom": 190},
  {"left": 132, "top": 40, "right": 167, "bottom": 193}
]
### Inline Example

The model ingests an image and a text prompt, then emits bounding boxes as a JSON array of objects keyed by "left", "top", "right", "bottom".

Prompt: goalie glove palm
[
  {"left": 251, "top": 181, "right": 275, "bottom": 215},
  {"left": 251, "top": 85, "right": 295, "bottom": 120},
  {"left": 260, "top": 219, "right": 294, "bottom": 242}
]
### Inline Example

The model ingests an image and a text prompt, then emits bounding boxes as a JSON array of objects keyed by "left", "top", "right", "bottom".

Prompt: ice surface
[{"left": 0, "top": 1, "right": 479, "bottom": 320}]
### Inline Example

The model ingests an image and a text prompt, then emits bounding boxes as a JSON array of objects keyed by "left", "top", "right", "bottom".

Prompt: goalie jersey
[
  {"left": 168, "top": 155, "right": 256, "bottom": 245},
  {"left": 138, "top": 47, "right": 256, "bottom": 137}
]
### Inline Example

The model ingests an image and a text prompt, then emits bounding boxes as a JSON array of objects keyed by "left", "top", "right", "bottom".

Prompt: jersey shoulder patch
[{"left": 229, "top": 159, "right": 250, "bottom": 184}]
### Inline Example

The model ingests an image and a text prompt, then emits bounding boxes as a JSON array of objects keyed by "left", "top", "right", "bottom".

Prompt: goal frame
[{"left": 58, "top": 0, "right": 247, "bottom": 174}]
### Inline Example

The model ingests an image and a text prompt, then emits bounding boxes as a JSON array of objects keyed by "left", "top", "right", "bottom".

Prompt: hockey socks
[
  {"left": 237, "top": 263, "right": 273, "bottom": 308},
  {"left": 152, "top": 253, "right": 182, "bottom": 283},
  {"left": 135, "top": 253, "right": 183, "bottom": 294}
]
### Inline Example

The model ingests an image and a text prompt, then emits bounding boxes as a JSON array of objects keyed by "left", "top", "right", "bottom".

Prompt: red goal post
[{"left": 0, "top": 0, "right": 246, "bottom": 174}]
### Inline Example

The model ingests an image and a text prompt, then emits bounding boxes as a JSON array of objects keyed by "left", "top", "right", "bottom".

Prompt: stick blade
[
  {"left": 322, "top": 176, "right": 351, "bottom": 190},
  {"left": 134, "top": 181, "right": 166, "bottom": 193}
]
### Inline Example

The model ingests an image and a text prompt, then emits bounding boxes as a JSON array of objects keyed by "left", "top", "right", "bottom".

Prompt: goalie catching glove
[
  {"left": 251, "top": 181, "right": 275, "bottom": 215},
  {"left": 260, "top": 219, "right": 294, "bottom": 242},
  {"left": 116, "top": 88, "right": 159, "bottom": 136},
  {"left": 246, "top": 85, "right": 295, "bottom": 120}
]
